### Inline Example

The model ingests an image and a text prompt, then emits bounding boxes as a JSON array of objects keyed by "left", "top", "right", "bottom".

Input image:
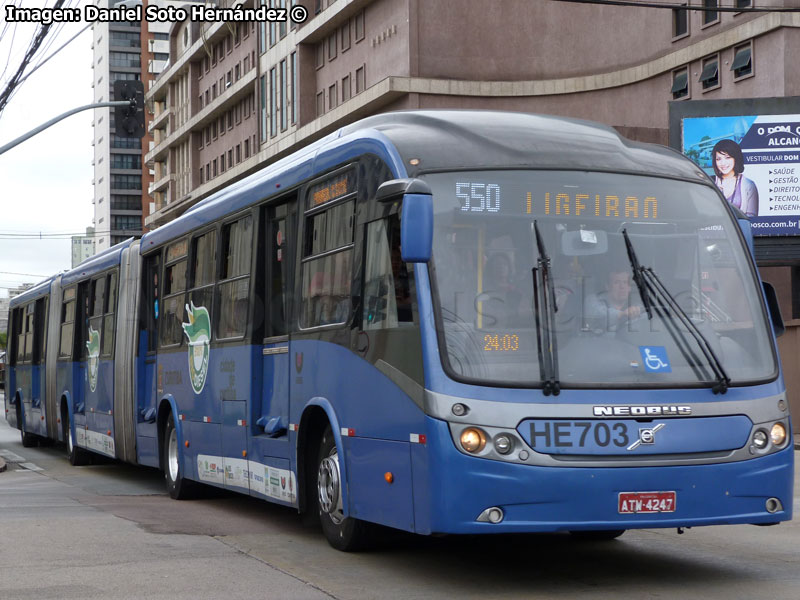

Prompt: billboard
[{"left": 683, "top": 114, "right": 800, "bottom": 236}]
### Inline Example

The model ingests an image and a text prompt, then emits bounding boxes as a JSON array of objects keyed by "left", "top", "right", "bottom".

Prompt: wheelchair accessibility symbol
[{"left": 639, "top": 346, "right": 671, "bottom": 373}]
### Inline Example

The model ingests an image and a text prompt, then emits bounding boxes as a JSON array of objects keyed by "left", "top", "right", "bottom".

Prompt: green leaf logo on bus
[
  {"left": 86, "top": 326, "right": 101, "bottom": 393},
  {"left": 182, "top": 302, "right": 211, "bottom": 394}
]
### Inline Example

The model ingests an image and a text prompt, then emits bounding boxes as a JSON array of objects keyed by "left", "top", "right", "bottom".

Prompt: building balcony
[
  {"left": 146, "top": 67, "right": 257, "bottom": 164},
  {"left": 149, "top": 172, "right": 173, "bottom": 195},
  {"left": 149, "top": 105, "right": 170, "bottom": 133}
]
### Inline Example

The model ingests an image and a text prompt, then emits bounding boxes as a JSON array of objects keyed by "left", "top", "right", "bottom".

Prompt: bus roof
[
  {"left": 8, "top": 276, "right": 55, "bottom": 308},
  {"left": 141, "top": 110, "right": 707, "bottom": 250},
  {"left": 60, "top": 238, "right": 134, "bottom": 287},
  {"left": 342, "top": 110, "right": 708, "bottom": 181}
]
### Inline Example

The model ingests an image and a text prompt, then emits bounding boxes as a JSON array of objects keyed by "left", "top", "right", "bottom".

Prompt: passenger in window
[
  {"left": 712, "top": 139, "right": 759, "bottom": 218},
  {"left": 481, "top": 253, "right": 524, "bottom": 328},
  {"left": 584, "top": 270, "right": 643, "bottom": 333}
]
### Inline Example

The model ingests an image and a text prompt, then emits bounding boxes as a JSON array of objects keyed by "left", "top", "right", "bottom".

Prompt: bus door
[
  {"left": 72, "top": 280, "right": 91, "bottom": 444},
  {"left": 215, "top": 215, "right": 253, "bottom": 492},
  {"left": 30, "top": 297, "right": 48, "bottom": 436},
  {"left": 136, "top": 252, "right": 160, "bottom": 461},
  {"left": 254, "top": 201, "right": 293, "bottom": 461}
]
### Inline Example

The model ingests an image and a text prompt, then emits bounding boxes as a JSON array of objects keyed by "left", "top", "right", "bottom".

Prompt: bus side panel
[
  {"left": 345, "top": 437, "right": 415, "bottom": 532},
  {"left": 289, "top": 339, "right": 426, "bottom": 525}
]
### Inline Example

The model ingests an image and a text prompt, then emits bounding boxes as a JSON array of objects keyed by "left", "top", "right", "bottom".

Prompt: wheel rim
[
  {"left": 67, "top": 425, "right": 74, "bottom": 454},
  {"left": 318, "top": 449, "right": 344, "bottom": 524},
  {"left": 168, "top": 427, "right": 179, "bottom": 482}
]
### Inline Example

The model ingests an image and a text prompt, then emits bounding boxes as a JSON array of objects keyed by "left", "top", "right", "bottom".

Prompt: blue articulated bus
[{"left": 5, "top": 111, "right": 793, "bottom": 550}]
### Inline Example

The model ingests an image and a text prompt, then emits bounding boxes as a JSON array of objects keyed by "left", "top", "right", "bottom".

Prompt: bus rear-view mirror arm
[{"left": 376, "top": 178, "right": 433, "bottom": 263}]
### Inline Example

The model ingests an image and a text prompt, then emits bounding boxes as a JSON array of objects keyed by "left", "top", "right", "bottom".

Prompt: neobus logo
[{"left": 593, "top": 406, "right": 692, "bottom": 417}]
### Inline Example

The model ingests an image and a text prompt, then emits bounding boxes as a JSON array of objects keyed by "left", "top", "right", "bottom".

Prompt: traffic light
[{"left": 113, "top": 79, "right": 145, "bottom": 138}]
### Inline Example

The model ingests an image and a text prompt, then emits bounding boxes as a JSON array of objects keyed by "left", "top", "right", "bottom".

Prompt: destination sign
[
  {"left": 308, "top": 171, "right": 356, "bottom": 210},
  {"left": 453, "top": 181, "right": 658, "bottom": 219}
]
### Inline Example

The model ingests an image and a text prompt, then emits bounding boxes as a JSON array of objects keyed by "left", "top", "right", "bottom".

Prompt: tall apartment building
[
  {"left": 92, "top": 4, "right": 146, "bottom": 253},
  {"left": 145, "top": 0, "right": 800, "bottom": 227},
  {"left": 92, "top": 0, "right": 203, "bottom": 253}
]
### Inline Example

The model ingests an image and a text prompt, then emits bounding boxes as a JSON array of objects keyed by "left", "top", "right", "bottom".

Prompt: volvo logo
[{"left": 627, "top": 423, "right": 666, "bottom": 451}]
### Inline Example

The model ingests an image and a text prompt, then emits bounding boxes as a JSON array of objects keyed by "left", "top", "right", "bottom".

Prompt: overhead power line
[{"left": 553, "top": 0, "right": 800, "bottom": 12}]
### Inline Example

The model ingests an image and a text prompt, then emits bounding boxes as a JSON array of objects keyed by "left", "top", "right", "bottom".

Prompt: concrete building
[
  {"left": 144, "top": 0, "right": 800, "bottom": 226},
  {"left": 71, "top": 227, "right": 97, "bottom": 268}
]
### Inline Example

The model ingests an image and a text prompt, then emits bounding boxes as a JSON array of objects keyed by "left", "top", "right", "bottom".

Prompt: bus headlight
[
  {"left": 770, "top": 422, "right": 787, "bottom": 447},
  {"left": 493, "top": 433, "right": 514, "bottom": 455},
  {"left": 460, "top": 428, "right": 487, "bottom": 453},
  {"left": 752, "top": 430, "right": 768, "bottom": 449}
]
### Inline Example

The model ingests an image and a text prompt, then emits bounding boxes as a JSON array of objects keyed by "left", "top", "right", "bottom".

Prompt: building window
[
  {"left": 735, "top": 0, "right": 751, "bottom": 9},
  {"left": 702, "top": 0, "right": 719, "bottom": 27},
  {"left": 342, "top": 75, "right": 351, "bottom": 103},
  {"left": 316, "top": 42, "right": 324, "bottom": 69},
  {"left": 329, "top": 83, "right": 337, "bottom": 111},
  {"left": 328, "top": 31, "right": 337, "bottom": 61},
  {"left": 220, "top": 153, "right": 225, "bottom": 173},
  {"left": 236, "top": 144, "right": 241, "bottom": 164},
  {"left": 270, "top": 66, "right": 277, "bottom": 136},
  {"left": 732, "top": 43, "right": 753, "bottom": 80},
  {"left": 245, "top": 138, "right": 250, "bottom": 158},
  {"left": 291, "top": 52, "right": 298, "bottom": 125},
  {"left": 672, "top": 4, "right": 688, "bottom": 39},
  {"left": 228, "top": 149, "right": 233, "bottom": 168},
  {"left": 341, "top": 22, "right": 351, "bottom": 52},
  {"left": 700, "top": 55, "right": 720, "bottom": 91},
  {"left": 355, "top": 10, "right": 365, "bottom": 42},
  {"left": 280, "top": 59, "right": 288, "bottom": 131},
  {"left": 261, "top": 74, "right": 268, "bottom": 142},
  {"left": 316, "top": 91, "right": 325, "bottom": 117},
  {"left": 355, "top": 65, "right": 366, "bottom": 94},
  {"left": 279, "top": 0, "right": 287, "bottom": 38},
  {"left": 671, "top": 67, "right": 689, "bottom": 100}
]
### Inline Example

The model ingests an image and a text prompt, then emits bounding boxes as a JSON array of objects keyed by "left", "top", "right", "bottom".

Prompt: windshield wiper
[
  {"left": 532, "top": 221, "right": 560, "bottom": 396},
  {"left": 622, "top": 229, "right": 730, "bottom": 394}
]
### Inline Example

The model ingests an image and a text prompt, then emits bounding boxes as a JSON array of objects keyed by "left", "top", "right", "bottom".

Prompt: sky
[{"left": 0, "top": 2, "right": 94, "bottom": 297}]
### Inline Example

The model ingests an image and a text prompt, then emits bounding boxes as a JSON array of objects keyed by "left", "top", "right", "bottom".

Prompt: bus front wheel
[
  {"left": 163, "top": 413, "right": 195, "bottom": 500},
  {"left": 315, "top": 425, "right": 372, "bottom": 551}
]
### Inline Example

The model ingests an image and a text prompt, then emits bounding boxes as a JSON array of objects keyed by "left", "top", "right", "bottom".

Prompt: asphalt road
[{"left": 1, "top": 393, "right": 799, "bottom": 600}]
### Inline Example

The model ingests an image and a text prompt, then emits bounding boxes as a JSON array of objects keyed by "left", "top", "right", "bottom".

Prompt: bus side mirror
[
  {"left": 762, "top": 281, "right": 785, "bottom": 338},
  {"left": 376, "top": 178, "right": 433, "bottom": 263},
  {"left": 737, "top": 216, "right": 755, "bottom": 258}
]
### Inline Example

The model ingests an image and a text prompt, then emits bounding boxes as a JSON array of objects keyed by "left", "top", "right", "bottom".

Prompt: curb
[{"left": 0, "top": 457, "right": 6, "bottom": 473}]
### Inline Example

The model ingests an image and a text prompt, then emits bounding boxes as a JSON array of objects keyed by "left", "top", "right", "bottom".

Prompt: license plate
[{"left": 618, "top": 491, "right": 676, "bottom": 514}]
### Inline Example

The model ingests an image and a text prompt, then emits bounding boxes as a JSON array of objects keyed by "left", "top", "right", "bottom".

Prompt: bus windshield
[{"left": 425, "top": 170, "right": 777, "bottom": 388}]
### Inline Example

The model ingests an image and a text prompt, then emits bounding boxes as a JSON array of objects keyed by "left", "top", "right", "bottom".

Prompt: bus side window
[
  {"left": 59, "top": 294, "right": 76, "bottom": 360},
  {"left": 362, "top": 216, "right": 414, "bottom": 330},
  {"left": 217, "top": 216, "right": 252, "bottom": 339},
  {"left": 102, "top": 272, "right": 117, "bottom": 357}
]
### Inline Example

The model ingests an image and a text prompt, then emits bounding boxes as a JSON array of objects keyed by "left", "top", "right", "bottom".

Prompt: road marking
[{"left": 0, "top": 450, "right": 26, "bottom": 462}]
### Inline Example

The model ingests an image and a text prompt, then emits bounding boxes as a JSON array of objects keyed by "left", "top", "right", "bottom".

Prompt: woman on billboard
[{"left": 712, "top": 139, "right": 759, "bottom": 217}]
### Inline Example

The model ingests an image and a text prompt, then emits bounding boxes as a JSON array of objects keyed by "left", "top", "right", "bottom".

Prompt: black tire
[
  {"left": 163, "top": 413, "right": 195, "bottom": 500},
  {"left": 18, "top": 405, "right": 38, "bottom": 448},
  {"left": 63, "top": 412, "right": 89, "bottom": 466},
  {"left": 315, "top": 425, "right": 372, "bottom": 551},
  {"left": 569, "top": 529, "right": 626, "bottom": 541}
]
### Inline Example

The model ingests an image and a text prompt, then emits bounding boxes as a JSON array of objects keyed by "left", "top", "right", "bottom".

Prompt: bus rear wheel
[
  {"left": 163, "top": 413, "right": 195, "bottom": 500},
  {"left": 315, "top": 425, "right": 372, "bottom": 551},
  {"left": 63, "top": 412, "right": 89, "bottom": 466},
  {"left": 18, "top": 405, "right": 38, "bottom": 448}
]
